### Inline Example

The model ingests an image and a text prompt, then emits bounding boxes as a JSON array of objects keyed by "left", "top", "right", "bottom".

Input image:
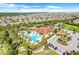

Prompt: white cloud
[
  {"left": 31, "top": 6, "right": 41, "bottom": 8},
  {"left": 0, "top": 8, "right": 79, "bottom": 12},
  {"left": 0, "top": 3, "right": 15, "bottom": 7},
  {"left": 47, "top": 5, "right": 61, "bottom": 9},
  {"left": 0, "top": 3, "right": 40, "bottom": 9},
  {"left": 18, "top": 5, "right": 62, "bottom": 12},
  {"left": 0, "top": 3, "right": 78, "bottom": 12},
  {"left": 16, "top": 8, "right": 79, "bottom": 12},
  {"left": 18, "top": 5, "right": 30, "bottom": 8},
  {"left": 18, "top": 9, "right": 45, "bottom": 12},
  {"left": 0, "top": 0, "right": 78, "bottom": 3},
  {"left": 14, "top": 8, "right": 61, "bottom": 12}
]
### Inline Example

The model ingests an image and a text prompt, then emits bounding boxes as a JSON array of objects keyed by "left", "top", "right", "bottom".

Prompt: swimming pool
[
  {"left": 18, "top": 31, "right": 41, "bottom": 43},
  {"left": 28, "top": 33, "right": 40, "bottom": 42}
]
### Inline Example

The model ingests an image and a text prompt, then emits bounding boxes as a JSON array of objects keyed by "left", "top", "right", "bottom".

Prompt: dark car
[
  {"left": 54, "top": 47, "right": 57, "bottom": 50},
  {"left": 63, "top": 52, "right": 66, "bottom": 55},
  {"left": 48, "top": 43, "right": 52, "bottom": 47},
  {"left": 77, "top": 39, "right": 79, "bottom": 41},
  {"left": 52, "top": 45, "right": 54, "bottom": 48},
  {"left": 77, "top": 45, "right": 79, "bottom": 48}
]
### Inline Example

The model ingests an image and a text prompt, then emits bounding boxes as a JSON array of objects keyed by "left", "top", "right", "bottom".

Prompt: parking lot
[{"left": 47, "top": 33, "right": 79, "bottom": 55}]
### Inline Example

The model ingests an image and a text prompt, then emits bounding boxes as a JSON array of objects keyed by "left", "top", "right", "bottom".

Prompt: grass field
[
  {"left": 33, "top": 49, "right": 58, "bottom": 55},
  {"left": 64, "top": 24, "right": 79, "bottom": 32}
]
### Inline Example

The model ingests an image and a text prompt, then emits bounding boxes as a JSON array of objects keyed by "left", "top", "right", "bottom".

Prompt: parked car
[
  {"left": 63, "top": 52, "right": 66, "bottom": 55},
  {"left": 77, "top": 39, "right": 79, "bottom": 41},
  {"left": 54, "top": 47, "right": 57, "bottom": 50}
]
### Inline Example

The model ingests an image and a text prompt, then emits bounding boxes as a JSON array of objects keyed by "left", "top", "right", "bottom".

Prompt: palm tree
[
  {"left": 70, "top": 50, "right": 75, "bottom": 55},
  {"left": 27, "top": 49, "right": 33, "bottom": 55}
]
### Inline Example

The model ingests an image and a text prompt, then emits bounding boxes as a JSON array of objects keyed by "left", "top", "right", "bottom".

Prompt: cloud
[
  {"left": 0, "top": 3, "right": 15, "bottom": 7},
  {"left": 0, "top": 3, "right": 78, "bottom": 12},
  {"left": 31, "top": 6, "right": 41, "bottom": 8},
  {"left": 14, "top": 8, "right": 61, "bottom": 12},
  {"left": 47, "top": 5, "right": 61, "bottom": 9}
]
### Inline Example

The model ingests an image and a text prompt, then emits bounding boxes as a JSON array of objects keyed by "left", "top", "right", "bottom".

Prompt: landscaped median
[{"left": 56, "top": 24, "right": 79, "bottom": 46}]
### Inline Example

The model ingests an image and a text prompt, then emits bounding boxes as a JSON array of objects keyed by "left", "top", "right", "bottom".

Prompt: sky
[{"left": 0, "top": 3, "right": 79, "bottom": 12}]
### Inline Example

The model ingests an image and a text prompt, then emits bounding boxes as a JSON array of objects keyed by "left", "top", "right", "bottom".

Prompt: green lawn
[
  {"left": 64, "top": 24, "right": 79, "bottom": 32},
  {"left": 33, "top": 49, "right": 58, "bottom": 55}
]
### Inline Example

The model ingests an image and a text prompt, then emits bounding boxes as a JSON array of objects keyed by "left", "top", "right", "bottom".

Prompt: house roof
[
  {"left": 57, "top": 30, "right": 65, "bottom": 36},
  {"left": 35, "top": 27, "right": 53, "bottom": 35}
]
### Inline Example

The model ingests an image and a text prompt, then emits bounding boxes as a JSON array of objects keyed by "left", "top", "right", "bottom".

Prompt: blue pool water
[{"left": 28, "top": 33, "right": 40, "bottom": 42}]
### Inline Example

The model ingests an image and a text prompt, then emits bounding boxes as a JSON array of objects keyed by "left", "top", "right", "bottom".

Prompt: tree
[
  {"left": 54, "top": 28, "right": 57, "bottom": 33},
  {"left": 70, "top": 50, "right": 79, "bottom": 55},
  {"left": 44, "top": 44, "right": 49, "bottom": 50},
  {"left": 4, "top": 31, "right": 9, "bottom": 39},
  {"left": 27, "top": 49, "right": 33, "bottom": 55}
]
